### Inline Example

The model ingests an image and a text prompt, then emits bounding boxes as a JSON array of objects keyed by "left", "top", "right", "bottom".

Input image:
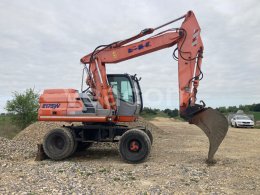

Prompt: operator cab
[{"left": 107, "top": 74, "right": 143, "bottom": 116}]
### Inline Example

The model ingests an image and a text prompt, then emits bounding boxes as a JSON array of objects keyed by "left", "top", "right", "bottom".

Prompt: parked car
[{"left": 231, "top": 115, "right": 254, "bottom": 128}]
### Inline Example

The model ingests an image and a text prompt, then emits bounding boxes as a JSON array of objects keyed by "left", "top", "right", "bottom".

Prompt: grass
[
  {"left": 251, "top": 112, "right": 260, "bottom": 121},
  {"left": 0, "top": 115, "right": 21, "bottom": 139},
  {"left": 251, "top": 112, "right": 260, "bottom": 129},
  {"left": 140, "top": 110, "right": 185, "bottom": 121},
  {"left": 140, "top": 111, "right": 170, "bottom": 120}
]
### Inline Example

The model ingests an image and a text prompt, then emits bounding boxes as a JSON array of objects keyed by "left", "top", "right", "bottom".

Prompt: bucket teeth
[{"left": 189, "top": 108, "right": 229, "bottom": 162}]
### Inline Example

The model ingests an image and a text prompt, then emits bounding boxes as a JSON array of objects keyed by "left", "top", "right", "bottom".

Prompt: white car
[{"left": 231, "top": 115, "right": 254, "bottom": 128}]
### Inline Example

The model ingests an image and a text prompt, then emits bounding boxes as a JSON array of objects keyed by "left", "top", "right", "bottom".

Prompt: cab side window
[{"left": 108, "top": 76, "right": 134, "bottom": 104}]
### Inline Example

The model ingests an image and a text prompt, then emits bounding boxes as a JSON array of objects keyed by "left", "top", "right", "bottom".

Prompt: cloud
[{"left": 0, "top": 0, "right": 260, "bottom": 113}]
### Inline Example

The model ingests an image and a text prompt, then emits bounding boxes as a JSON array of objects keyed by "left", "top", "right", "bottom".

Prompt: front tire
[
  {"left": 43, "top": 128, "right": 76, "bottom": 160},
  {"left": 119, "top": 129, "right": 151, "bottom": 163},
  {"left": 235, "top": 123, "right": 238, "bottom": 128}
]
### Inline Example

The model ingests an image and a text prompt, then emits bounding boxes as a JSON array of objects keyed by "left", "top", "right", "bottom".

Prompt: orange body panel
[
  {"left": 38, "top": 89, "right": 86, "bottom": 120},
  {"left": 116, "top": 116, "right": 137, "bottom": 122},
  {"left": 39, "top": 115, "right": 108, "bottom": 122}
]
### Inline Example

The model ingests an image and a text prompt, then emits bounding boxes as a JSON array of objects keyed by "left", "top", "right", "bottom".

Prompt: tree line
[
  {"left": 141, "top": 103, "right": 260, "bottom": 118},
  {"left": 141, "top": 107, "right": 179, "bottom": 118},
  {"left": 216, "top": 104, "right": 260, "bottom": 113}
]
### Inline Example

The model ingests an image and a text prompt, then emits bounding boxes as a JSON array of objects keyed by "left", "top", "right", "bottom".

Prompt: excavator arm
[
  {"left": 81, "top": 11, "right": 203, "bottom": 118},
  {"left": 80, "top": 11, "right": 228, "bottom": 162}
]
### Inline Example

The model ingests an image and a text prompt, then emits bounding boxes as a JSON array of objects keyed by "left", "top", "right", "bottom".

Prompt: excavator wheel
[
  {"left": 145, "top": 129, "right": 153, "bottom": 145},
  {"left": 119, "top": 129, "right": 151, "bottom": 163},
  {"left": 43, "top": 128, "right": 77, "bottom": 160}
]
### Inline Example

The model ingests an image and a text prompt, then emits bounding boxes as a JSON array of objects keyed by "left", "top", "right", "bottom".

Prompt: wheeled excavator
[{"left": 38, "top": 11, "right": 228, "bottom": 163}]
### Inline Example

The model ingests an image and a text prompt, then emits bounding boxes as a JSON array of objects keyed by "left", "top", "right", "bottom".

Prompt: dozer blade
[
  {"left": 189, "top": 108, "right": 228, "bottom": 163},
  {"left": 35, "top": 144, "right": 48, "bottom": 161}
]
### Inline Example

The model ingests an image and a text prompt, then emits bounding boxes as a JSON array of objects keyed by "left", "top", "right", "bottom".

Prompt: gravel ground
[{"left": 0, "top": 117, "right": 259, "bottom": 194}]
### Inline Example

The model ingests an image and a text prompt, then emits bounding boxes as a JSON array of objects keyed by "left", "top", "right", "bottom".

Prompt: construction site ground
[{"left": 0, "top": 117, "right": 259, "bottom": 194}]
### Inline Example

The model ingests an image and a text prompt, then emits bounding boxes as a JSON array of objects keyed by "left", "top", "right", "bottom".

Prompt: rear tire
[
  {"left": 145, "top": 129, "right": 153, "bottom": 145},
  {"left": 119, "top": 129, "right": 151, "bottom": 163},
  {"left": 43, "top": 128, "right": 76, "bottom": 160}
]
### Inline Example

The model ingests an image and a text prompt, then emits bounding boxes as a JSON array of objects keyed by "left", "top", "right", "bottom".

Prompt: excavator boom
[{"left": 81, "top": 11, "right": 203, "bottom": 114}]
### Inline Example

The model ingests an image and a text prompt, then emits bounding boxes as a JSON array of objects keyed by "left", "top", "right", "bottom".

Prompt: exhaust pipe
[{"left": 181, "top": 105, "right": 229, "bottom": 163}]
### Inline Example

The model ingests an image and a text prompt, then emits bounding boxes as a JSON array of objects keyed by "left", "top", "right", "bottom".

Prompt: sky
[{"left": 0, "top": 0, "right": 260, "bottom": 113}]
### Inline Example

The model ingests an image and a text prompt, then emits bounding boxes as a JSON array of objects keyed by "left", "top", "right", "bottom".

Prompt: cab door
[
  {"left": 131, "top": 75, "right": 143, "bottom": 115},
  {"left": 107, "top": 74, "right": 137, "bottom": 116}
]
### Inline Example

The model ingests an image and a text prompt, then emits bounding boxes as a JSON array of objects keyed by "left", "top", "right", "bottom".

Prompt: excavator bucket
[{"left": 189, "top": 108, "right": 228, "bottom": 163}]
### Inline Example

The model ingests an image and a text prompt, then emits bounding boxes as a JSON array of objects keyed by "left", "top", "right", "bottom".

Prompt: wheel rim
[
  {"left": 128, "top": 140, "right": 141, "bottom": 152},
  {"left": 50, "top": 135, "right": 65, "bottom": 150}
]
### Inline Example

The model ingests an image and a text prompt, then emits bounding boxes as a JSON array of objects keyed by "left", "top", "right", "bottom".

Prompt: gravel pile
[
  {"left": 13, "top": 121, "right": 70, "bottom": 146},
  {"left": 0, "top": 137, "right": 35, "bottom": 161}
]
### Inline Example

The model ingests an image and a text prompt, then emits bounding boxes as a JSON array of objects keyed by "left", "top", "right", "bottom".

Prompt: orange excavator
[{"left": 38, "top": 11, "right": 228, "bottom": 163}]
